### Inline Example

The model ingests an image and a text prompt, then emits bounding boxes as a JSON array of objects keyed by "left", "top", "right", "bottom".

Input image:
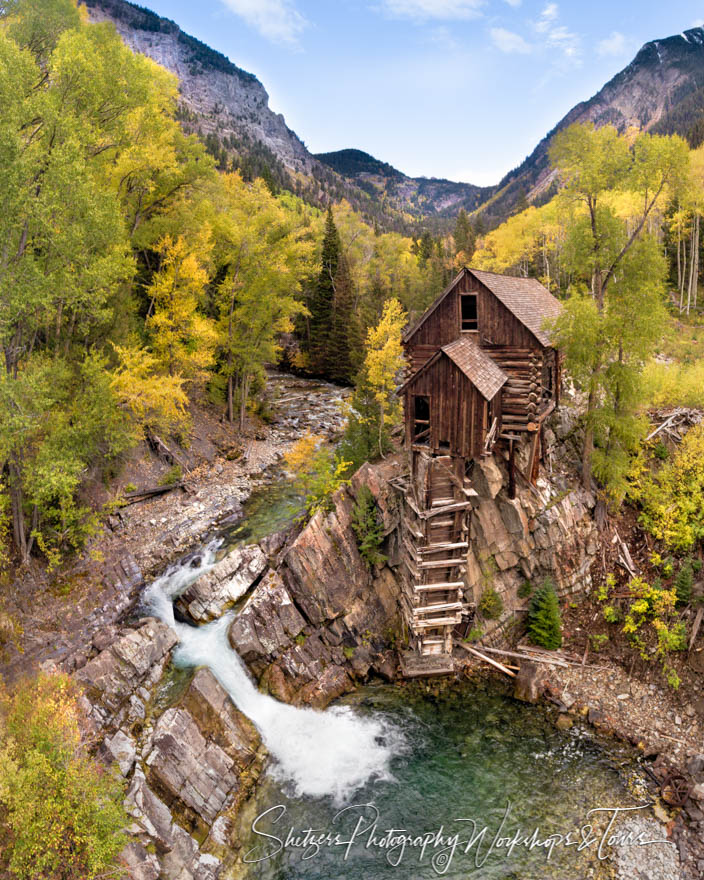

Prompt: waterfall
[{"left": 143, "top": 547, "right": 405, "bottom": 804}]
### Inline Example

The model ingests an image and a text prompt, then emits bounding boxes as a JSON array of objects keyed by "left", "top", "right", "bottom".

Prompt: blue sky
[{"left": 141, "top": 0, "right": 704, "bottom": 186}]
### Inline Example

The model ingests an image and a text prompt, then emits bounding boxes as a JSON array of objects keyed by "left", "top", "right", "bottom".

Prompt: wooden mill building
[{"left": 397, "top": 267, "right": 563, "bottom": 666}]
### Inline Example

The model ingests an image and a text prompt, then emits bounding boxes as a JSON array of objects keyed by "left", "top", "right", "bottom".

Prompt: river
[{"left": 140, "top": 467, "right": 656, "bottom": 880}]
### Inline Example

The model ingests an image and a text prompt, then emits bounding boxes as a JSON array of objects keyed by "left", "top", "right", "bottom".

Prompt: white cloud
[
  {"left": 378, "top": 0, "right": 485, "bottom": 21},
  {"left": 503, "top": 0, "right": 522, "bottom": 6},
  {"left": 692, "top": 18, "right": 704, "bottom": 28},
  {"left": 535, "top": 2, "right": 558, "bottom": 31},
  {"left": 597, "top": 31, "right": 627, "bottom": 57},
  {"left": 220, "top": 0, "right": 306, "bottom": 46},
  {"left": 490, "top": 27, "right": 531, "bottom": 54},
  {"left": 529, "top": 3, "right": 580, "bottom": 64}
]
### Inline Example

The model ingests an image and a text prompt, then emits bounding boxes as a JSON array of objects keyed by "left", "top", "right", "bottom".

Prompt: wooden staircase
[{"left": 400, "top": 453, "right": 474, "bottom": 660}]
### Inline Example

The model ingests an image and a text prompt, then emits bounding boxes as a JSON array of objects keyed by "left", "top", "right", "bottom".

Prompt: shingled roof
[
  {"left": 399, "top": 335, "right": 507, "bottom": 400},
  {"left": 402, "top": 267, "right": 562, "bottom": 347},
  {"left": 469, "top": 269, "right": 562, "bottom": 347},
  {"left": 442, "top": 337, "right": 507, "bottom": 399}
]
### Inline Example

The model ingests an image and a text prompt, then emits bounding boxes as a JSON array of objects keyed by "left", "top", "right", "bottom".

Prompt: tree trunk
[
  {"left": 8, "top": 459, "right": 28, "bottom": 563},
  {"left": 227, "top": 374, "right": 234, "bottom": 424}
]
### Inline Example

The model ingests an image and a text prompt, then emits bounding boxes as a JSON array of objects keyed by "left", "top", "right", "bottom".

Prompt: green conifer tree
[
  {"left": 527, "top": 578, "right": 563, "bottom": 650},
  {"left": 327, "top": 251, "right": 355, "bottom": 384},
  {"left": 309, "top": 207, "right": 341, "bottom": 375},
  {"left": 453, "top": 208, "right": 475, "bottom": 259}
]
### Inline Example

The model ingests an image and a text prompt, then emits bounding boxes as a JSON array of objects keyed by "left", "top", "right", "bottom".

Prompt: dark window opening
[
  {"left": 460, "top": 294, "right": 478, "bottom": 331},
  {"left": 413, "top": 395, "right": 430, "bottom": 444}
]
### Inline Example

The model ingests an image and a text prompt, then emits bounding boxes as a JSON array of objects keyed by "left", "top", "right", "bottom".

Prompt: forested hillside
[{"left": 0, "top": 0, "right": 477, "bottom": 573}]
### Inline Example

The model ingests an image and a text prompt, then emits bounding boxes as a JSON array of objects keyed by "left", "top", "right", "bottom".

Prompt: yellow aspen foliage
[
  {"left": 0, "top": 672, "right": 127, "bottom": 879},
  {"left": 110, "top": 344, "right": 190, "bottom": 436},
  {"left": 146, "top": 233, "right": 217, "bottom": 382}
]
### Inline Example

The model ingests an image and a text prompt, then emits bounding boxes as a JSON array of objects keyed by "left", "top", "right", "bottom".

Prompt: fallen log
[
  {"left": 471, "top": 644, "right": 569, "bottom": 669},
  {"left": 121, "top": 482, "right": 185, "bottom": 505},
  {"left": 455, "top": 641, "right": 516, "bottom": 678}
]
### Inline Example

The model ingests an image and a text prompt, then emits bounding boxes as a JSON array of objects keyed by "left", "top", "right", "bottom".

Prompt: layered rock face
[
  {"left": 77, "top": 621, "right": 263, "bottom": 880},
  {"left": 72, "top": 422, "right": 598, "bottom": 880},
  {"left": 462, "top": 421, "right": 598, "bottom": 644},
  {"left": 229, "top": 458, "right": 405, "bottom": 707}
]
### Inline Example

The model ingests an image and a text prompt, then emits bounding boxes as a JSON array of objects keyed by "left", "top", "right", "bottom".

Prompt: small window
[
  {"left": 460, "top": 294, "right": 478, "bottom": 331},
  {"left": 413, "top": 395, "right": 430, "bottom": 444}
]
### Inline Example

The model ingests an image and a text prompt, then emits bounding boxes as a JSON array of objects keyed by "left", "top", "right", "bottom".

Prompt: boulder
[
  {"left": 75, "top": 619, "right": 178, "bottom": 726},
  {"left": 175, "top": 545, "right": 267, "bottom": 623},
  {"left": 228, "top": 569, "right": 306, "bottom": 665},
  {"left": 145, "top": 707, "right": 241, "bottom": 828},
  {"left": 103, "top": 729, "right": 136, "bottom": 777},
  {"left": 473, "top": 457, "right": 503, "bottom": 499}
]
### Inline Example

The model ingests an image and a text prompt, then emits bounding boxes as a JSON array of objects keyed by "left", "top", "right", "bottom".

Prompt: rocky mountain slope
[
  {"left": 83, "top": 0, "right": 704, "bottom": 229},
  {"left": 82, "top": 0, "right": 460, "bottom": 232},
  {"left": 482, "top": 27, "right": 704, "bottom": 224},
  {"left": 314, "top": 148, "right": 491, "bottom": 223}
]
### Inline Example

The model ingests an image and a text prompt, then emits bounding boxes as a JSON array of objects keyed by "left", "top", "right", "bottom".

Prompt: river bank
[{"left": 0, "top": 372, "right": 349, "bottom": 684}]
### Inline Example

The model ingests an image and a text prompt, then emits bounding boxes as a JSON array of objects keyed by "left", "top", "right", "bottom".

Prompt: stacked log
[{"left": 487, "top": 347, "right": 542, "bottom": 432}]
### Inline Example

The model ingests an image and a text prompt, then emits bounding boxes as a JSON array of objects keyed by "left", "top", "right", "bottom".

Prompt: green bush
[
  {"left": 0, "top": 673, "right": 127, "bottom": 879},
  {"left": 674, "top": 560, "right": 693, "bottom": 606},
  {"left": 158, "top": 464, "right": 182, "bottom": 486},
  {"left": 527, "top": 578, "right": 562, "bottom": 650},
  {"left": 351, "top": 485, "right": 387, "bottom": 568},
  {"left": 478, "top": 586, "right": 503, "bottom": 620},
  {"left": 517, "top": 580, "right": 533, "bottom": 599}
]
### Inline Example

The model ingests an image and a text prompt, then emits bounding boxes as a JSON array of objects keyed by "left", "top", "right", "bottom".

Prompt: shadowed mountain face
[{"left": 82, "top": 1, "right": 704, "bottom": 229}]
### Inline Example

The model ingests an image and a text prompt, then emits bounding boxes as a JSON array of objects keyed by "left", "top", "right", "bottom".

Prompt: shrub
[
  {"left": 653, "top": 441, "right": 669, "bottom": 460},
  {"left": 478, "top": 586, "right": 503, "bottom": 620},
  {"left": 527, "top": 578, "right": 562, "bottom": 650},
  {"left": 517, "top": 580, "right": 533, "bottom": 599},
  {"left": 465, "top": 626, "right": 484, "bottom": 642},
  {"left": 674, "top": 560, "right": 693, "bottom": 607},
  {"left": 630, "top": 423, "right": 704, "bottom": 551},
  {"left": 0, "top": 672, "right": 127, "bottom": 880},
  {"left": 351, "top": 485, "right": 387, "bottom": 568},
  {"left": 603, "top": 605, "right": 620, "bottom": 623},
  {"left": 284, "top": 433, "right": 350, "bottom": 519},
  {"left": 590, "top": 633, "right": 609, "bottom": 652},
  {"left": 158, "top": 464, "right": 182, "bottom": 486}
]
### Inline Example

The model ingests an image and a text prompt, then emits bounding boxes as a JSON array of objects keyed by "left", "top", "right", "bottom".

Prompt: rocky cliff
[{"left": 71, "top": 407, "right": 599, "bottom": 880}]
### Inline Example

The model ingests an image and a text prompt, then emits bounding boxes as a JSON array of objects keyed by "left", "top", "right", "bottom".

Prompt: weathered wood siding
[
  {"left": 403, "top": 354, "right": 498, "bottom": 460},
  {"left": 404, "top": 272, "right": 545, "bottom": 373}
]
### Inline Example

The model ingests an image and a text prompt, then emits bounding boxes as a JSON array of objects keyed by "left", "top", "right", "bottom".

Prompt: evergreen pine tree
[
  {"left": 453, "top": 208, "right": 475, "bottom": 260},
  {"left": 351, "top": 485, "right": 387, "bottom": 567},
  {"left": 527, "top": 578, "right": 562, "bottom": 650},
  {"left": 328, "top": 251, "right": 355, "bottom": 384},
  {"left": 309, "top": 207, "right": 341, "bottom": 376},
  {"left": 674, "top": 560, "right": 693, "bottom": 606}
]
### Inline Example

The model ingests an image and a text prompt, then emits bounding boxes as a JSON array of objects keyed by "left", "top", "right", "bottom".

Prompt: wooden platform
[{"left": 398, "top": 651, "right": 455, "bottom": 678}]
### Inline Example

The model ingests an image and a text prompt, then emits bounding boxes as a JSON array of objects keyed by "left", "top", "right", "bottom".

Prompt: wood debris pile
[{"left": 645, "top": 407, "right": 703, "bottom": 443}]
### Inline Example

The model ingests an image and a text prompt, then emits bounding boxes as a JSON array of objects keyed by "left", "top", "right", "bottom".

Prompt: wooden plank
[
  {"left": 420, "top": 542, "right": 468, "bottom": 553},
  {"left": 419, "top": 558, "right": 465, "bottom": 569},
  {"left": 413, "top": 616, "right": 462, "bottom": 629},
  {"left": 414, "top": 601, "right": 463, "bottom": 614},
  {"left": 456, "top": 641, "right": 516, "bottom": 678},
  {"left": 414, "top": 581, "right": 464, "bottom": 590}
]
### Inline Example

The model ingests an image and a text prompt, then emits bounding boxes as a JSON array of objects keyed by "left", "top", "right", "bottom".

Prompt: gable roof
[
  {"left": 469, "top": 269, "right": 562, "bottom": 347},
  {"left": 402, "top": 268, "right": 465, "bottom": 343},
  {"left": 402, "top": 267, "right": 562, "bottom": 348},
  {"left": 399, "top": 335, "right": 507, "bottom": 401}
]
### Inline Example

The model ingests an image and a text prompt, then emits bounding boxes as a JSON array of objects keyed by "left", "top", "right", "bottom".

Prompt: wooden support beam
[
  {"left": 414, "top": 601, "right": 463, "bottom": 614},
  {"left": 455, "top": 641, "right": 516, "bottom": 678},
  {"left": 414, "top": 581, "right": 464, "bottom": 590}
]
